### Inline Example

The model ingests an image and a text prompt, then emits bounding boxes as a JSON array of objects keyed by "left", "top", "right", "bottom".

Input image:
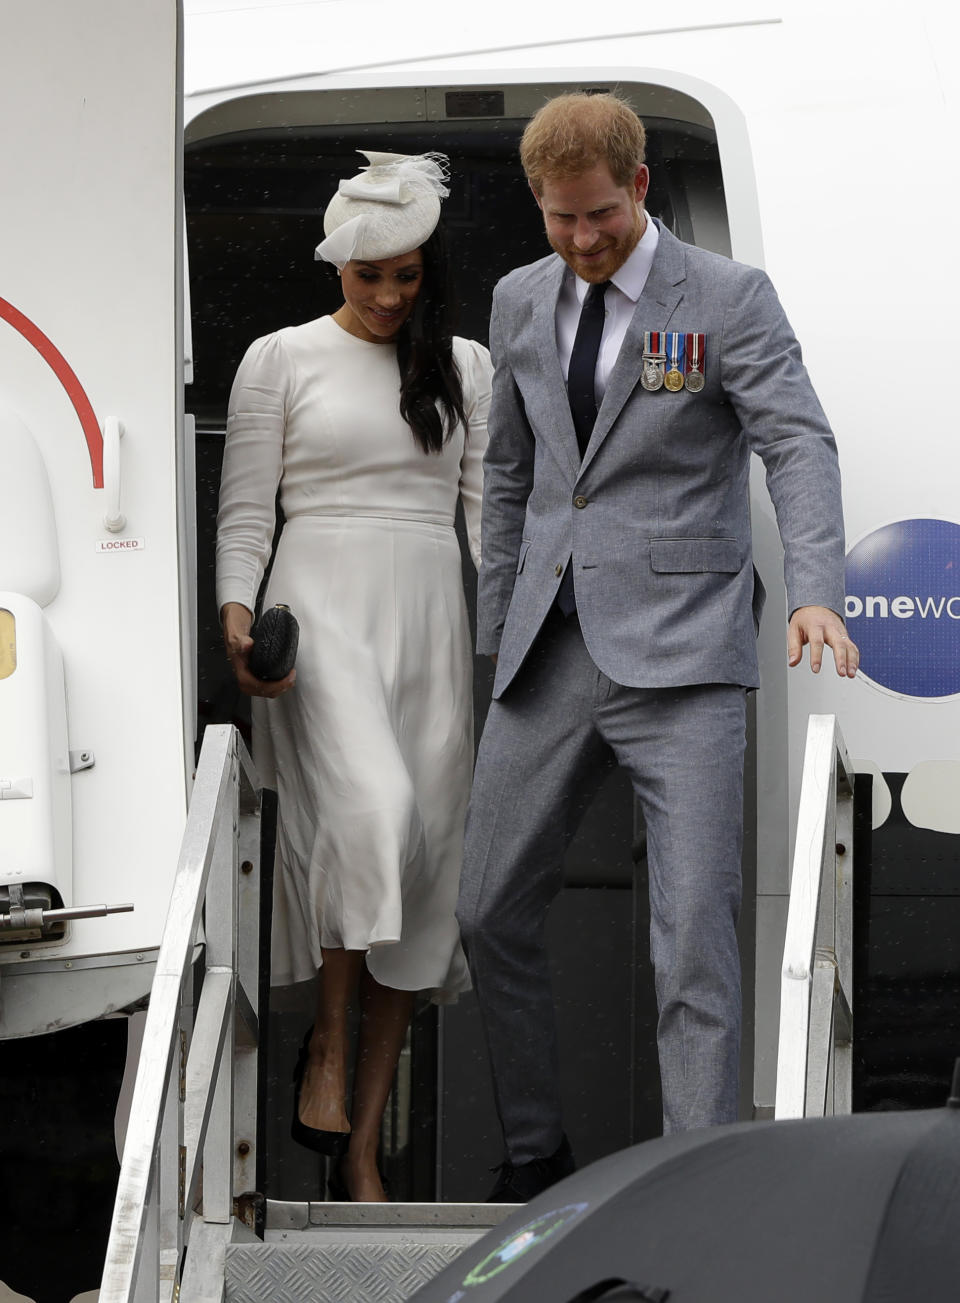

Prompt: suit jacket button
[
  {"left": 574, "top": 495, "right": 588, "bottom": 509},
  {"left": 555, "top": 563, "right": 563, "bottom": 577}
]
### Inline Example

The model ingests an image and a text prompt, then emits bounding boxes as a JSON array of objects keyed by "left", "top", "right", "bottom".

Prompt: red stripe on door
[{"left": 0, "top": 295, "right": 103, "bottom": 487}]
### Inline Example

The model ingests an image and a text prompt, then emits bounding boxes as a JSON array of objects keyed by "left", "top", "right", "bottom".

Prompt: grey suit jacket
[{"left": 477, "top": 221, "right": 846, "bottom": 698}]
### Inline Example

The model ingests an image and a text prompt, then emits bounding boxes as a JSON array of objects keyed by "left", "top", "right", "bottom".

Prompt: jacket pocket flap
[{"left": 650, "top": 537, "right": 743, "bottom": 573}]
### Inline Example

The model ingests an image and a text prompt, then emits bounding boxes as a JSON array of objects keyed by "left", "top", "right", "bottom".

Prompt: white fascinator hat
[{"left": 315, "top": 150, "right": 450, "bottom": 269}]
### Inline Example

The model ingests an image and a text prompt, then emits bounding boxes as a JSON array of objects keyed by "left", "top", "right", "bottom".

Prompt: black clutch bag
[{"left": 248, "top": 604, "right": 299, "bottom": 681}]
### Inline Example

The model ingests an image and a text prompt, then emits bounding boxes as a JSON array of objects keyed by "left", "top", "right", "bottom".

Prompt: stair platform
[{"left": 224, "top": 1201, "right": 518, "bottom": 1303}]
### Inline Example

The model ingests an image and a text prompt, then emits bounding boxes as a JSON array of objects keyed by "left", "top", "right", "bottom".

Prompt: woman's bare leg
[
  {"left": 341, "top": 967, "right": 414, "bottom": 1201},
  {"left": 297, "top": 947, "right": 364, "bottom": 1134}
]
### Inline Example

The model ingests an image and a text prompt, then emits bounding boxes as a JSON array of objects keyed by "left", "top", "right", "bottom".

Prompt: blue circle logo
[{"left": 845, "top": 518, "right": 960, "bottom": 699}]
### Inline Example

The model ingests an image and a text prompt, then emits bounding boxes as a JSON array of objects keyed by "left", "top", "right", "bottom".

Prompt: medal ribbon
[
  {"left": 666, "top": 332, "right": 685, "bottom": 371},
  {"left": 685, "top": 332, "right": 705, "bottom": 377}
]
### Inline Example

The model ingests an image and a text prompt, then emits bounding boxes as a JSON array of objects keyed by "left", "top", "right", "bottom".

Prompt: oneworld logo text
[{"left": 845, "top": 594, "right": 960, "bottom": 620}]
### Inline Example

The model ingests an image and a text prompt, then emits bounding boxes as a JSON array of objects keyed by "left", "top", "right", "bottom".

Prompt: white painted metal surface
[
  {"left": 0, "top": 0, "right": 188, "bottom": 1034},
  {"left": 180, "top": 0, "right": 959, "bottom": 1113},
  {"left": 101, "top": 725, "right": 262, "bottom": 1303},
  {"left": 0, "top": 595, "right": 72, "bottom": 916},
  {"left": 900, "top": 761, "right": 960, "bottom": 835},
  {"left": 0, "top": 405, "right": 61, "bottom": 606},
  {"left": 776, "top": 715, "right": 854, "bottom": 1119}
]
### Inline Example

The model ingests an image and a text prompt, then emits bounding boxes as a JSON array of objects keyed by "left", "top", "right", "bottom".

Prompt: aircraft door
[{"left": 185, "top": 82, "right": 746, "bottom": 1198}]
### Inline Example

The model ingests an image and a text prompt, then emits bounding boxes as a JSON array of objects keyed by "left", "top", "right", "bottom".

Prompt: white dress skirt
[{"left": 216, "top": 315, "right": 492, "bottom": 1001}]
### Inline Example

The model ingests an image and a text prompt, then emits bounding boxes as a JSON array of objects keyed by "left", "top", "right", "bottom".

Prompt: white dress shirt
[{"left": 555, "top": 213, "right": 660, "bottom": 403}]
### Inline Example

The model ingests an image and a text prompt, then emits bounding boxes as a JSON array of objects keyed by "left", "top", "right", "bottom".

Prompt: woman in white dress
[{"left": 216, "top": 152, "right": 491, "bottom": 1202}]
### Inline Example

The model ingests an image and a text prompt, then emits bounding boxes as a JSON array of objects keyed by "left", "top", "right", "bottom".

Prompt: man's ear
[
  {"left": 634, "top": 165, "right": 650, "bottom": 205},
  {"left": 528, "top": 180, "right": 544, "bottom": 210}
]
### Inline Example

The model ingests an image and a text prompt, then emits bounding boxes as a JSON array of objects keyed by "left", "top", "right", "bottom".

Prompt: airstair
[
  {"left": 99, "top": 717, "right": 855, "bottom": 1302},
  {"left": 97, "top": 724, "right": 519, "bottom": 1303}
]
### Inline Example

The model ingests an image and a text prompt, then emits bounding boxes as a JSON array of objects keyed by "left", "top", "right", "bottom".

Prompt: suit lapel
[
  {"left": 580, "top": 223, "right": 687, "bottom": 475},
  {"left": 531, "top": 257, "right": 582, "bottom": 484}
]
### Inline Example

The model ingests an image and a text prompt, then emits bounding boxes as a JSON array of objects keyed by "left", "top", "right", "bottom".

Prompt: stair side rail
[
  {"left": 775, "top": 714, "right": 855, "bottom": 1119},
  {"left": 100, "top": 724, "right": 262, "bottom": 1303}
]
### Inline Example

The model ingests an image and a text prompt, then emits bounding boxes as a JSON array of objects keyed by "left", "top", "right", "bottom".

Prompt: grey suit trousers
[{"left": 457, "top": 610, "right": 746, "bottom": 1162}]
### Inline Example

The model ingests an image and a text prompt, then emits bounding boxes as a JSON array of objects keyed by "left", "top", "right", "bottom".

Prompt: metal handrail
[
  {"left": 100, "top": 724, "right": 261, "bottom": 1303},
  {"left": 775, "top": 714, "right": 855, "bottom": 1119}
]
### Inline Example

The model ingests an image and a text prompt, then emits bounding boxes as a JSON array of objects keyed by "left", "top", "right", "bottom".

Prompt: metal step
[{"left": 224, "top": 1201, "right": 517, "bottom": 1303}]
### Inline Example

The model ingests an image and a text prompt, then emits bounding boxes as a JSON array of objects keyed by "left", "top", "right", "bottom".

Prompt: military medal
[
  {"left": 641, "top": 330, "right": 666, "bottom": 391},
  {"left": 684, "top": 332, "right": 705, "bottom": 392},
  {"left": 664, "top": 332, "right": 685, "bottom": 391}
]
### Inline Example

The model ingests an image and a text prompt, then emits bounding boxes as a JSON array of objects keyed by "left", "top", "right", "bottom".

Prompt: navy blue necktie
[
  {"left": 558, "top": 280, "right": 608, "bottom": 615},
  {"left": 566, "top": 280, "right": 609, "bottom": 457}
]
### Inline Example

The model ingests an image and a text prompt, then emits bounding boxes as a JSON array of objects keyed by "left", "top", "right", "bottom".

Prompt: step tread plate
[{"left": 224, "top": 1240, "right": 470, "bottom": 1303}]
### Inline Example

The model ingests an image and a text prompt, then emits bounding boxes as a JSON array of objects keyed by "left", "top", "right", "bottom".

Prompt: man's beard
[{"left": 549, "top": 207, "right": 645, "bottom": 283}]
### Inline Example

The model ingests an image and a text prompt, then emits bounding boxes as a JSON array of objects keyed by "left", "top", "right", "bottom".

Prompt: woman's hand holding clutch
[{"left": 222, "top": 601, "right": 296, "bottom": 698}]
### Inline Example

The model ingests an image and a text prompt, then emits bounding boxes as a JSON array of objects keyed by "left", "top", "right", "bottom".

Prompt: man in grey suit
[{"left": 456, "top": 93, "right": 859, "bottom": 1202}]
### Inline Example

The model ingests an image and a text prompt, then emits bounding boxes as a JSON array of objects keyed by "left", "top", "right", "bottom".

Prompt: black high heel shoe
[{"left": 291, "top": 1030, "right": 351, "bottom": 1156}]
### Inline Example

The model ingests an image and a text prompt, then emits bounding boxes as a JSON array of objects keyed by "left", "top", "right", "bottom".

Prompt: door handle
[{"left": 102, "top": 416, "right": 126, "bottom": 532}]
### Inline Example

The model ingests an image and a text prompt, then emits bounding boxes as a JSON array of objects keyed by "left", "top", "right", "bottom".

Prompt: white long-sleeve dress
[{"left": 216, "top": 315, "right": 492, "bottom": 1000}]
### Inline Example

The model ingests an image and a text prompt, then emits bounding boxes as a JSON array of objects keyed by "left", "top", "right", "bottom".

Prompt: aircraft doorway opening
[{"left": 185, "top": 85, "right": 742, "bottom": 1202}]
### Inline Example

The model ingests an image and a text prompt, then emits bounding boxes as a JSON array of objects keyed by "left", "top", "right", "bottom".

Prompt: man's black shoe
[{"left": 486, "top": 1135, "right": 576, "bottom": 1203}]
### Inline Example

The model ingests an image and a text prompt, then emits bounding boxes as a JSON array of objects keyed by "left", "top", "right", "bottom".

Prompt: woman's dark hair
[{"left": 396, "top": 224, "right": 467, "bottom": 454}]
